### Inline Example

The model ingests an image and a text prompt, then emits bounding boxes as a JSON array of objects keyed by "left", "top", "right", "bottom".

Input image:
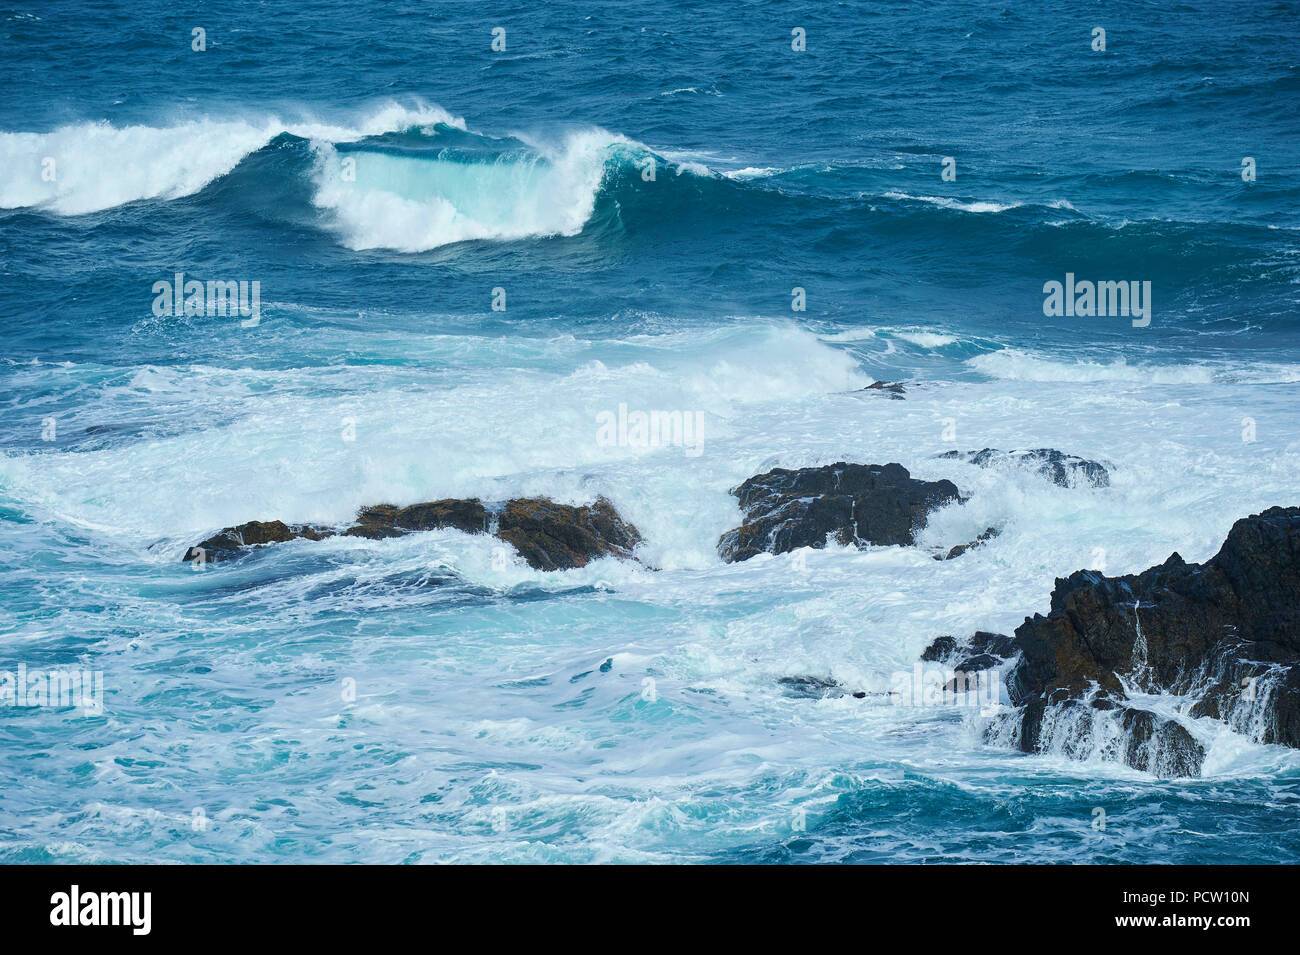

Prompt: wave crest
[
  {"left": 310, "top": 129, "right": 631, "bottom": 251},
  {"left": 0, "top": 102, "right": 463, "bottom": 216}
]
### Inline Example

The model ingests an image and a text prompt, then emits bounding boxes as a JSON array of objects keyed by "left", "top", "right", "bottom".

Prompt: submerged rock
[
  {"left": 936, "top": 526, "right": 1000, "bottom": 560},
  {"left": 182, "top": 520, "right": 337, "bottom": 563},
  {"left": 921, "top": 631, "right": 1016, "bottom": 667},
  {"left": 718, "top": 462, "right": 963, "bottom": 562},
  {"left": 777, "top": 676, "right": 866, "bottom": 700},
  {"left": 994, "top": 505, "right": 1300, "bottom": 777},
  {"left": 920, "top": 631, "right": 1018, "bottom": 695},
  {"left": 938, "top": 448, "right": 1110, "bottom": 488},
  {"left": 860, "top": 380, "right": 907, "bottom": 399},
  {"left": 182, "top": 495, "right": 640, "bottom": 572}
]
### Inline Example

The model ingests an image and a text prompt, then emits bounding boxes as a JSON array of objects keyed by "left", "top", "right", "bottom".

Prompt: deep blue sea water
[{"left": 1, "top": 0, "right": 1298, "bottom": 863}]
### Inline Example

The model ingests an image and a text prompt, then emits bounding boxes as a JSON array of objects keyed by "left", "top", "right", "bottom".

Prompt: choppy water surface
[{"left": 1, "top": 1, "right": 1298, "bottom": 862}]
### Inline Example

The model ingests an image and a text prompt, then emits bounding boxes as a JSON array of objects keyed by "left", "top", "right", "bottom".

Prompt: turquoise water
[{"left": 1, "top": 0, "right": 1298, "bottom": 863}]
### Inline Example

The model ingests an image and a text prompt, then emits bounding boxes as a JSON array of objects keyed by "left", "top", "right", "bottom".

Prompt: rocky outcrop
[
  {"left": 991, "top": 506, "right": 1300, "bottom": 777},
  {"left": 718, "top": 462, "right": 963, "bottom": 562},
  {"left": 935, "top": 526, "right": 1000, "bottom": 560},
  {"left": 181, "top": 520, "right": 338, "bottom": 562},
  {"left": 860, "top": 380, "right": 907, "bottom": 399},
  {"left": 997, "top": 695, "right": 1205, "bottom": 778},
  {"left": 495, "top": 498, "right": 642, "bottom": 572},
  {"left": 922, "top": 631, "right": 1017, "bottom": 673},
  {"left": 355, "top": 500, "right": 490, "bottom": 537},
  {"left": 920, "top": 631, "right": 1018, "bottom": 695},
  {"left": 938, "top": 448, "right": 1110, "bottom": 488},
  {"left": 182, "top": 496, "right": 640, "bottom": 571}
]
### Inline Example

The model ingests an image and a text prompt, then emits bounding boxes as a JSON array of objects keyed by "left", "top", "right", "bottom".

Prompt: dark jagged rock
[
  {"left": 921, "top": 630, "right": 1016, "bottom": 666},
  {"left": 1121, "top": 708, "right": 1205, "bottom": 778},
  {"left": 343, "top": 522, "right": 406, "bottom": 540},
  {"left": 1012, "top": 696, "right": 1205, "bottom": 778},
  {"left": 861, "top": 380, "right": 906, "bottom": 399},
  {"left": 917, "top": 630, "right": 1017, "bottom": 696},
  {"left": 718, "top": 462, "right": 963, "bottom": 562},
  {"left": 495, "top": 497, "right": 641, "bottom": 572},
  {"left": 921, "top": 635, "right": 959, "bottom": 662},
  {"left": 355, "top": 504, "right": 400, "bottom": 525},
  {"left": 938, "top": 448, "right": 1110, "bottom": 488},
  {"left": 182, "top": 495, "right": 640, "bottom": 572},
  {"left": 394, "top": 500, "right": 490, "bottom": 534},
  {"left": 953, "top": 653, "right": 1002, "bottom": 673},
  {"left": 969, "top": 631, "right": 1017, "bottom": 659},
  {"left": 182, "top": 520, "right": 336, "bottom": 563},
  {"left": 994, "top": 506, "right": 1300, "bottom": 777},
  {"left": 936, "top": 526, "right": 1000, "bottom": 560},
  {"left": 342, "top": 499, "right": 490, "bottom": 540},
  {"left": 922, "top": 631, "right": 1017, "bottom": 695}
]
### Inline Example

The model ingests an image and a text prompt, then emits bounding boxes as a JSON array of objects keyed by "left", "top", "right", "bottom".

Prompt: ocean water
[{"left": 1, "top": 0, "right": 1299, "bottom": 863}]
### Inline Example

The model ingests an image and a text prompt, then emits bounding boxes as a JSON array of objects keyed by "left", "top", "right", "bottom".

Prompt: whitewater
[{"left": 2, "top": 0, "right": 1299, "bottom": 864}]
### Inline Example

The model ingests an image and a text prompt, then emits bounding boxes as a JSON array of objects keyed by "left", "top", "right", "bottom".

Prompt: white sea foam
[
  {"left": 0, "top": 102, "right": 464, "bottom": 215},
  {"left": 884, "top": 328, "right": 959, "bottom": 348},
  {"left": 881, "top": 191, "right": 1018, "bottom": 214},
  {"left": 968, "top": 348, "right": 1300, "bottom": 385},
  {"left": 818, "top": 328, "right": 878, "bottom": 342},
  {"left": 4, "top": 317, "right": 1299, "bottom": 815},
  {"left": 309, "top": 129, "right": 618, "bottom": 251},
  {"left": 723, "top": 166, "right": 781, "bottom": 180}
]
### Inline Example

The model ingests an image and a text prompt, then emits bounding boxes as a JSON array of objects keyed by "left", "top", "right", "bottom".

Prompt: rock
[
  {"left": 936, "top": 526, "right": 1000, "bottom": 560},
  {"left": 944, "top": 667, "right": 1003, "bottom": 697},
  {"left": 183, "top": 495, "right": 640, "bottom": 572},
  {"left": 1188, "top": 655, "right": 1300, "bottom": 744},
  {"left": 1010, "top": 695, "right": 1204, "bottom": 778},
  {"left": 953, "top": 653, "right": 1002, "bottom": 673},
  {"left": 778, "top": 676, "right": 868, "bottom": 700},
  {"left": 938, "top": 448, "right": 1110, "bottom": 488},
  {"left": 342, "top": 523, "right": 406, "bottom": 540},
  {"left": 181, "top": 519, "right": 336, "bottom": 563},
  {"left": 334, "top": 499, "right": 491, "bottom": 541},
  {"left": 996, "top": 505, "right": 1300, "bottom": 776},
  {"left": 1121, "top": 708, "right": 1205, "bottom": 779},
  {"left": 970, "top": 631, "right": 1017, "bottom": 658},
  {"left": 355, "top": 504, "right": 400, "bottom": 524},
  {"left": 921, "top": 635, "right": 959, "bottom": 662},
  {"left": 861, "top": 380, "right": 906, "bottom": 399},
  {"left": 921, "top": 630, "right": 1015, "bottom": 665},
  {"left": 778, "top": 676, "right": 846, "bottom": 699},
  {"left": 921, "top": 630, "right": 1017, "bottom": 694},
  {"left": 394, "top": 500, "right": 490, "bottom": 534},
  {"left": 495, "top": 496, "right": 642, "bottom": 571},
  {"left": 718, "top": 462, "right": 963, "bottom": 562}
]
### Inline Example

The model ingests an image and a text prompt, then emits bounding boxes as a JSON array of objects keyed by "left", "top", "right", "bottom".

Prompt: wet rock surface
[
  {"left": 921, "top": 631, "right": 1018, "bottom": 695},
  {"left": 183, "top": 495, "right": 640, "bottom": 572},
  {"left": 718, "top": 462, "right": 963, "bottom": 562},
  {"left": 181, "top": 520, "right": 337, "bottom": 563},
  {"left": 936, "top": 526, "right": 1000, "bottom": 560},
  {"left": 995, "top": 506, "right": 1300, "bottom": 776},
  {"left": 1008, "top": 696, "right": 1206, "bottom": 778},
  {"left": 922, "top": 631, "right": 1017, "bottom": 669},
  {"left": 495, "top": 497, "right": 642, "bottom": 572},
  {"left": 938, "top": 448, "right": 1110, "bottom": 488},
  {"left": 860, "top": 380, "right": 907, "bottom": 399}
]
